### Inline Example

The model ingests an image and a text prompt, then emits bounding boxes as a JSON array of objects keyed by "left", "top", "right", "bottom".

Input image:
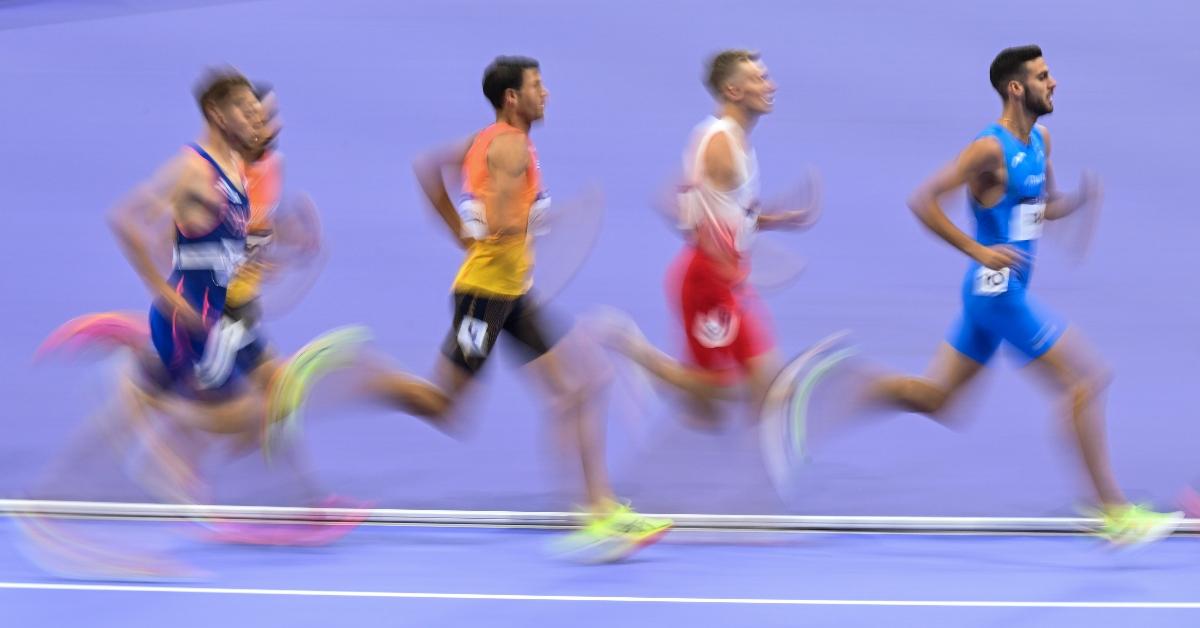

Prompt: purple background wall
[{"left": 1, "top": 0, "right": 1197, "bottom": 516}]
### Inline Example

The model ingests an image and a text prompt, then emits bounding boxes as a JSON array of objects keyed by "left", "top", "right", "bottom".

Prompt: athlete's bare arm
[
  {"left": 413, "top": 136, "right": 474, "bottom": 249},
  {"left": 908, "top": 137, "right": 1025, "bottom": 271},
  {"left": 109, "top": 151, "right": 215, "bottom": 328},
  {"left": 702, "top": 132, "right": 739, "bottom": 192},
  {"left": 694, "top": 131, "right": 740, "bottom": 266},
  {"left": 757, "top": 169, "right": 821, "bottom": 231},
  {"left": 1039, "top": 125, "right": 1099, "bottom": 220}
]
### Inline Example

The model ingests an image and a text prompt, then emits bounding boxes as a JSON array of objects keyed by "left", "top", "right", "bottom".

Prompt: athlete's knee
[
  {"left": 1081, "top": 368, "right": 1111, "bottom": 397},
  {"left": 880, "top": 376, "right": 949, "bottom": 415},
  {"left": 544, "top": 367, "right": 606, "bottom": 421},
  {"left": 536, "top": 343, "right": 609, "bottom": 406},
  {"left": 912, "top": 380, "right": 951, "bottom": 414},
  {"left": 1065, "top": 370, "right": 1110, "bottom": 412},
  {"left": 548, "top": 381, "right": 588, "bottom": 417},
  {"left": 1047, "top": 355, "right": 1110, "bottom": 402},
  {"left": 250, "top": 358, "right": 285, "bottom": 391},
  {"left": 378, "top": 373, "right": 454, "bottom": 420},
  {"left": 417, "top": 387, "right": 455, "bottom": 420}
]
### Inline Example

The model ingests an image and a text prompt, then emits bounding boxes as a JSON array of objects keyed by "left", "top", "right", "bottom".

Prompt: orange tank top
[
  {"left": 226, "top": 151, "right": 283, "bottom": 307},
  {"left": 245, "top": 151, "right": 283, "bottom": 234},
  {"left": 452, "top": 123, "right": 544, "bottom": 297}
]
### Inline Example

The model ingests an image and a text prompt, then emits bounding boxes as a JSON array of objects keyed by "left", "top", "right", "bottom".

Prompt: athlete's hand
[
  {"left": 971, "top": 244, "right": 1027, "bottom": 270},
  {"left": 651, "top": 181, "right": 692, "bottom": 237},
  {"left": 1059, "top": 171, "right": 1101, "bottom": 263},
  {"left": 774, "top": 206, "right": 820, "bottom": 230},
  {"left": 762, "top": 168, "right": 821, "bottom": 230},
  {"left": 1075, "top": 170, "right": 1102, "bottom": 211}
]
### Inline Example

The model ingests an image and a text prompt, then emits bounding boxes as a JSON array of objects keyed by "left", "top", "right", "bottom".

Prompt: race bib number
[
  {"left": 215, "top": 239, "right": 248, "bottom": 287},
  {"left": 973, "top": 266, "right": 1010, "bottom": 296},
  {"left": 1009, "top": 201, "right": 1045, "bottom": 242}
]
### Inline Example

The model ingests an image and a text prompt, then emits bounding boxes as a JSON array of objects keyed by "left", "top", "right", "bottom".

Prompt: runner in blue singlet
[{"left": 867, "top": 45, "right": 1181, "bottom": 544}]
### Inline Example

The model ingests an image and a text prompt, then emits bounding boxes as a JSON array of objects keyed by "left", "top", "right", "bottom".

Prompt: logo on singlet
[
  {"left": 1011, "top": 152, "right": 1026, "bottom": 168},
  {"left": 217, "top": 179, "right": 241, "bottom": 205},
  {"left": 693, "top": 307, "right": 740, "bottom": 349}
]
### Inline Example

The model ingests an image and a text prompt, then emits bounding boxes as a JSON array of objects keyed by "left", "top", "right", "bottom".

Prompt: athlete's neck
[
  {"left": 720, "top": 103, "right": 758, "bottom": 137},
  {"left": 496, "top": 110, "right": 531, "bottom": 134},
  {"left": 998, "top": 104, "right": 1038, "bottom": 143},
  {"left": 199, "top": 128, "right": 240, "bottom": 171}
]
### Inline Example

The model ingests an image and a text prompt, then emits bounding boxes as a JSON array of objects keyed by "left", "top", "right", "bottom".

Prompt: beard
[
  {"left": 222, "top": 127, "right": 261, "bottom": 158},
  {"left": 1023, "top": 86, "right": 1053, "bottom": 117}
]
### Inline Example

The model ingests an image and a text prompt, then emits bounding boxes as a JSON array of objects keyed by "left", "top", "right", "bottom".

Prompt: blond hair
[{"left": 705, "top": 49, "right": 760, "bottom": 99}]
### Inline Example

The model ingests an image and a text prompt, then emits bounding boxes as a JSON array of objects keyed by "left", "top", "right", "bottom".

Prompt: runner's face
[{"left": 513, "top": 68, "right": 547, "bottom": 123}]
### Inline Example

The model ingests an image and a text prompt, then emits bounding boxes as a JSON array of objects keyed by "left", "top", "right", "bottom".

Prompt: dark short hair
[
  {"left": 989, "top": 45, "right": 1043, "bottom": 97},
  {"left": 193, "top": 67, "right": 253, "bottom": 122},
  {"left": 482, "top": 56, "right": 540, "bottom": 110}
]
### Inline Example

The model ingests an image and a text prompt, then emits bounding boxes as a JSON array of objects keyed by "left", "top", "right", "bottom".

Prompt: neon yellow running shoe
[
  {"left": 555, "top": 504, "right": 672, "bottom": 563},
  {"left": 1097, "top": 504, "right": 1183, "bottom": 546},
  {"left": 265, "top": 326, "right": 371, "bottom": 454},
  {"left": 603, "top": 503, "right": 672, "bottom": 549}
]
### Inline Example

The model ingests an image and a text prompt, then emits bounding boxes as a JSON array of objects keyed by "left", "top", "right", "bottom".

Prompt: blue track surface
[{"left": 2, "top": 519, "right": 1199, "bottom": 627}]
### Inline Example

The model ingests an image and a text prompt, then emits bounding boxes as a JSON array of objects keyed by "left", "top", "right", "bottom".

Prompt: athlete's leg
[
  {"left": 220, "top": 356, "right": 324, "bottom": 501},
  {"left": 870, "top": 342, "right": 987, "bottom": 418},
  {"left": 727, "top": 285, "right": 781, "bottom": 421},
  {"left": 988, "top": 291, "right": 1120, "bottom": 503},
  {"left": 146, "top": 386, "right": 266, "bottom": 435},
  {"left": 502, "top": 297, "right": 616, "bottom": 509},
  {"left": 532, "top": 325, "right": 672, "bottom": 557},
  {"left": 113, "top": 376, "right": 209, "bottom": 503},
  {"left": 1026, "top": 330, "right": 1123, "bottom": 506},
  {"left": 363, "top": 291, "right": 503, "bottom": 429},
  {"left": 982, "top": 291, "right": 1126, "bottom": 506},
  {"left": 603, "top": 318, "right": 732, "bottom": 399},
  {"left": 869, "top": 302, "right": 1000, "bottom": 420},
  {"left": 528, "top": 342, "right": 616, "bottom": 509},
  {"left": 743, "top": 349, "right": 782, "bottom": 419},
  {"left": 352, "top": 289, "right": 560, "bottom": 437},
  {"left": 589, "top": 301, "right": 744, "bottom": 428},
  {"left": 577, "top": 320, "right": 722, "bottom": 433},
  {"left": 29, "top": 352, "right": 170, "bottom": 500},
  {"left": 992, "top": 293, "right": 1176, "bottom": 541},
  {"left": 364, "top": 358, "right": 460, "bottom": 426},
  {"left": 143, "top": 304, "right": 272, "bottom": 437},
  {"left": 595, "top": 248, "right": 746, "bottom": 415}
]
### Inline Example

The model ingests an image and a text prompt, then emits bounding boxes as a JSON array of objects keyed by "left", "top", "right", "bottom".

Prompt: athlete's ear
[
  {"left": 205, "top": 103, "right": 225, "bottom": 131},
  {"left": 1007, "top": 79, "right": 1024, "bottom": 100}
]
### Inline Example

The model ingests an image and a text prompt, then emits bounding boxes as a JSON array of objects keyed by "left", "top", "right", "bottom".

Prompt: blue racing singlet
[
  {"left": 964, "top": 123, "right": 1047, "bottom": 294},
  {"left": 167, "top": 143, "right": 251, "bottom": 318}
]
